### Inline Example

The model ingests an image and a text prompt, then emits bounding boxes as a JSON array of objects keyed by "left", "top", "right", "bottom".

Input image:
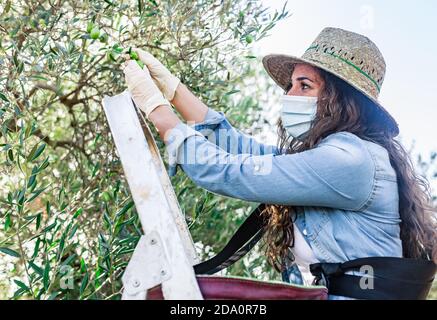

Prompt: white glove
[
  {"left": 122, "top": 59, "right": 170, "bottom": 119},
  {"left": 132, "top": 47, "right": 181, "bottom": 101}
]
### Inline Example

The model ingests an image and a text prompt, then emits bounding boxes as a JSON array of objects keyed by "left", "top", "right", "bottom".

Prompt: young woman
[{"left": 122, "top": 27, "right": 436, "bottom": 299}]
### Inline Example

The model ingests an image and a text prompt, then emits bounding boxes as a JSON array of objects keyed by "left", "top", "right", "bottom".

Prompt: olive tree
[{"left": 0, "top": 0, "right": 290, "bottom": 299}]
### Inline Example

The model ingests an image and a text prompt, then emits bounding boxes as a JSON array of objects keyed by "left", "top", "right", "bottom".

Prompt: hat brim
[{"left": 262, "top": 54, "right": 399, "bottom": 137}]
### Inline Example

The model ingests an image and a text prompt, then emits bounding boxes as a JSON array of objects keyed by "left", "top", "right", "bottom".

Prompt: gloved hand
[
  {"left": 131, "top": 47, "right": 181, "bottom": 101},
  {"left": 122, "top": 59, "right": 171, "bottom": 119}
]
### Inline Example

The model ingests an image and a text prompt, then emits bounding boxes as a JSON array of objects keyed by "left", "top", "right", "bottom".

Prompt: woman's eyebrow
[{"left": 295, "top": 76, "right": 315, "bottom": 83}]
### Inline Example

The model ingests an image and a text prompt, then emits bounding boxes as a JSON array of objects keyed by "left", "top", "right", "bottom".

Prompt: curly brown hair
[{"left": 261, "top": 66, "right": 437, "bottom": 273}]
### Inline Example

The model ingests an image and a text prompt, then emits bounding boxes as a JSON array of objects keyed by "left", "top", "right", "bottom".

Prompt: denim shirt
[{"left": 165, "top": 107, "right": 403, "bottom": 300}]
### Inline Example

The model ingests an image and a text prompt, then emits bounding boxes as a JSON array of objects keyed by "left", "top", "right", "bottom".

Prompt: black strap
[
  {"left": 193, "top": 203, "right": 266, "bottom": 275},
  {"left": 310, "top": 257, "right": 437, "bottom": 300},
  {"left": 193, "top": 204, "right": 437, "bottom": 299}
]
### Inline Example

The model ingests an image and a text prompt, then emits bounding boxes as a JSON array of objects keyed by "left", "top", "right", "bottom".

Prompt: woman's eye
[{"left": 302, "top": 83, "right": 310, "bottom": 90}]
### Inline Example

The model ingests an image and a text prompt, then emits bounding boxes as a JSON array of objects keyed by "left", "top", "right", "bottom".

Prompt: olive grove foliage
[{"left": 0, "top": 0, "right": 290, "bottom": 299}]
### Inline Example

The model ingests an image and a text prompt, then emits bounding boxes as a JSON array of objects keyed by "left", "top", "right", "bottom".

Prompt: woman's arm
[
  {"left": 170, "top": 83, "right": 209, "bottom": 123},
  {"left": 132, "top": 48, "right": 208, "bottom": 124},
  {"left": 148, "top": 104, "right": 181, "bottom": 141},
  {"left": 164, "top": 123, "right": 376, "bottom": 210},
  {"left": 124, "top": 51, "right": 373, "bottom": 210},
  {"left": 133, "top": 48, "right": 278, "bottom": 157},
  {"left": 152, "top": 82, "right": 279, "bottom": 158}
]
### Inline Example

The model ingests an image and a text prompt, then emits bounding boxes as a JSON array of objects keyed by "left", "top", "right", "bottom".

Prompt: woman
[{"left": 122, "top": 27, "right": 436, "bottom": 299}]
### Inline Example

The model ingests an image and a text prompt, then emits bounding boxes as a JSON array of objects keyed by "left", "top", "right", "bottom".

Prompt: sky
[{"left": 253, "top": 0, "right": 437, "bottom": 160}]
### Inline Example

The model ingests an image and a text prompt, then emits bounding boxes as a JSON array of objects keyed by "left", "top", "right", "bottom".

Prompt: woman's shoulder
[
  {"left": 317, "top": 131, "right": 372, "bottom": 163},
  {"left": 320, "top": 130, "right": 365, "bottom": 146}
]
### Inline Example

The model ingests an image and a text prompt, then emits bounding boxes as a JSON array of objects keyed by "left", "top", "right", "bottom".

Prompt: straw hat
[{"left": 262, "top": 27, "right": 399, "bottom": 137}]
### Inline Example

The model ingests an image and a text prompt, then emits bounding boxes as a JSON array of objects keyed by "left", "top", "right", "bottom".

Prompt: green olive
[
  {"left": 112, "top": 44, "right": 123, "bottom": 54},
  {"left": 99, "top": 33, "right": 108, "bottom": 43},
  {"left": 90, "top": 27, "right": 100, "bottom": 40},
  {"left": 245, "top": 35, "right": 254, "bottom": 44},
  {"left": 130, "top": 51, "right": 139, "bottom": 60},
  {"left": 86, "top": 22, "right": 94, "bottom": 33}
]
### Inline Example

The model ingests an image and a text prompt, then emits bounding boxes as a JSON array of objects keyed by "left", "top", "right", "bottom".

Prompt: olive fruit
[
  {"left": 90, "top": 27, "right": 100, "bottom": 40},
  {"left": 99, "top": 33, "right": 108, "bottom": 43},
  {"left": 129, "top": 50, "right": 139, "bottom": 60},
  {"left": 86, "top": 22, "right": 94, "bottom": 33},
  {"left": 127, "top": 47, "right": 144, "bottom": 69}
]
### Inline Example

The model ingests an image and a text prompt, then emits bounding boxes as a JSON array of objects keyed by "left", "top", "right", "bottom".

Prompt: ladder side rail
[{"left": 102, "top": 91, "right": 202, "bottom": 300}]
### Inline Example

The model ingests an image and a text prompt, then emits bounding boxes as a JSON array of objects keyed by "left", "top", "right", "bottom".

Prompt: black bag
[{"left": 194, "top": 204, "right": 437, "bottom": 300}]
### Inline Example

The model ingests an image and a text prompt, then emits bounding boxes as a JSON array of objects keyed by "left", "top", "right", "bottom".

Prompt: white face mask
[{"left": 280, "top": 95, "right": 318, "bottom": 140}]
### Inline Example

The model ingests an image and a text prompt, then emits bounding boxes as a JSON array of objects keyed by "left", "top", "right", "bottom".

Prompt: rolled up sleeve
[
  {"left": 188, "top": 107, "right": 279, "bottom": 156},
  {"left": 165, "top": 122, "right": 205, "bottom": 177}
]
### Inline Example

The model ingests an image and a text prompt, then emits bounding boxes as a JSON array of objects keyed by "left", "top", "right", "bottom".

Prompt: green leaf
[
  {"left": 103, "top": 207, "right": 112, "bottom": 227},
  {"left": 80, "top": 271, "right": 89, "bottom": 296},
  {"left": 29, "top": 261, "right": 44, "bottom": 277},
  {"left": 0, "top": 247, "right": 21, "bottom": 258},
  {"left": 57, "top": 236, "right": 65, "bottom": 260},
  {"left": 225, "top": 89, "right": 240, "bottom": 96},
  {"left": 32, "top": 238, "right": 41, "bottom": 259},
  {"left": 115, "top": 201, "right": 134, "bottom": 218},
  {"left": 94, "top": 267, "right": 104, "bottom": 288},
  {"left": 117, "top": 215, "right": 138, "bottom": 230},
  {"left": 27, "top": 143, "right": 46, "bottom": 162},
  {"left": 24, "top": 122, "right": 34, "bottom": 139},
  {"left": 17, "top": 61, "right": 24, "bottom": 74},
  {"left": 23, "top": 214, "right": 39, "bottom": 222},
  {"left": 7, "top": 149, "right": 14, "bottom": 162},
  {"left": 46, "top": 201, "right": 51, "bottom": 216},
  {"left": 73, "top": 208, "right": 83, "bottom": 219},
  {"left": 26, "top": 185, "right": 49, "bottom": 203},
  {"left": 60, "top": 254, "right": 76, "bottom": 266},
  {"left": 0, "top": 92, "right": 9, "bottom": 102},
  {"left": 38, "top": 156, "right": 50, "bottom": 171},
  {"left": 17, "top": 188, "right": 26, "bottom": 206},
  {"left": 14, "top": 280, "right": 30, "bottom": 293},
  {"left": 42, "top": 221, "right": 57, "bottom": 233},
  {"left": 36, "top": 213, "right": 41, "bottom": 229},
  {"left": 58, "top": 187, "right": 65, "bottom": 203},
  {"left": 107, "top": 51, "right": 118, "bottom": 62},
  {"left": 27, "top": 173, "right": 36, "bottom": 188},
  {"left": 69, "top": 223, "right": 78, "bottom": 240},
  {"left": 98, "top": 233, "right": 109, "bottom": 251},
  {"left": 43, "top": 260, "right": 50, "bottom": 291},
  {"left": 4, "top": 214, "right": 11, "bottom": 231},
  {"left": 80, "top": 257, "right": 87, "bottom": 273},
  {"left": 13, "top": 287, "right": 28, "bottom": 298},
  {"left": 28, "top": 75, "right": 49, "bottom": 81}
]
